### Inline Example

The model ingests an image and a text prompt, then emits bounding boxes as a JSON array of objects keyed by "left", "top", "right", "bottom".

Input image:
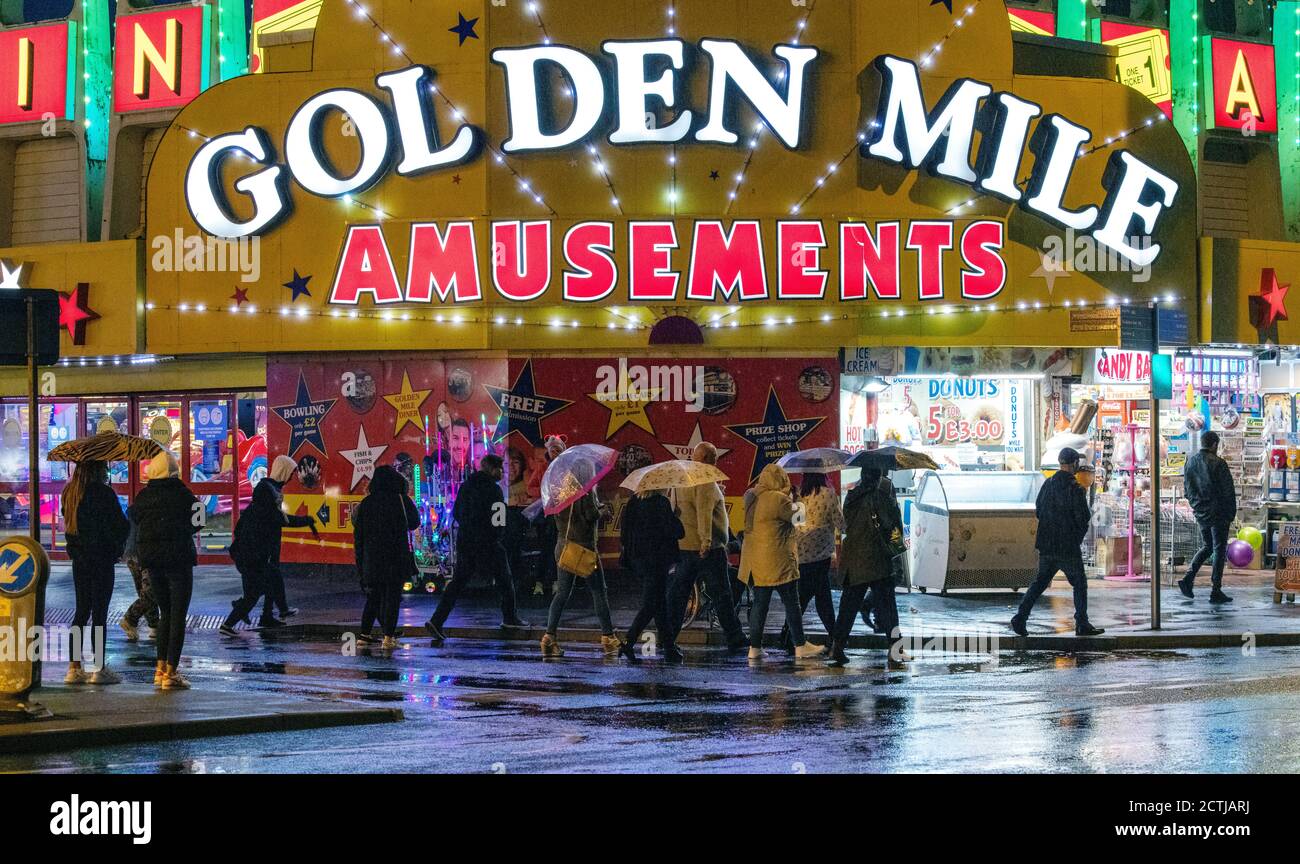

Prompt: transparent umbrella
[{"left": 540, "top": 444, "right": 617, "bottom": 515}]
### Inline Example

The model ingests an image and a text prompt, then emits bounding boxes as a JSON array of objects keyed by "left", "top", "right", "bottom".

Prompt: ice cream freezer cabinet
[{"left": 910, "top": 471, "right": 1045, "bottom": 593}]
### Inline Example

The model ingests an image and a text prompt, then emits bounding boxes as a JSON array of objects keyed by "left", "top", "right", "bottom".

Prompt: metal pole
[
  {"left": 1149, "top": 303, "right": 1162, "bottom": 630},
  {"left": 25, "top": 297, "right": 40, "bottom": 545}
]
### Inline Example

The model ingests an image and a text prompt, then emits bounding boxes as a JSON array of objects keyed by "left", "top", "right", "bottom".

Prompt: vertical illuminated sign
[
  {"left": 0, "top": 23, "right": 73, "bottom": 125},
  {"left": 113, "top": 5, "right": 212, "bottom": 112},
  {"left": 1209, "top": 38, "right": 1278, "bottom": 134}
]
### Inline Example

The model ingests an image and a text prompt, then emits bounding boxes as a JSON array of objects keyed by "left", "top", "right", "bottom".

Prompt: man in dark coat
[
  {"left": 1011, "top": 448, "right": 1104, "bottom": 637},
  {"left": 619, "top": 490, "right": 686, "bottom": 664},
  {"left": 1179, "top": 431, "right": 1237, "bottom": 603},
  {"left": 353, "top": 465, "right": 421, "bottom": 646},
  {"left": 426, "top": 454, "right": 526, "bottom": 641}
]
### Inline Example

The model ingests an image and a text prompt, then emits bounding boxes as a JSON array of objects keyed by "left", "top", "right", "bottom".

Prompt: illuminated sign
[
  {"left": 1101, "top": 22, "right": 1172, "bottom": 119},
  {"left": 184, "top": 43, "right": 1179, "bottom": 271},
  {"left": 325, "top": 218, "right": 1008, "bottom": 307},
  {"left": 1210, "top": 38, "right": 1277, "bottom": 134},
  {"left": 113, "top": 5, "right": 211, "bottom": 113},
  {"left": 0, "top": 23, "right": 72, "bottom": 126}
]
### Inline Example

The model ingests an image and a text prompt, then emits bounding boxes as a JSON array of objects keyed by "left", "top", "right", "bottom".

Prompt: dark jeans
[
  {"left": 780, "top": 558, "right": 834, "bottom": 645},
  {"left": 1185, "top": 522, "right": 1230, "bottom": 590},
  {"left": 362, "top": 582, "right": 403, "bottom": 637},
  {"left": 431, "top": 540, "right": 518, "bottom": 627},
  {"left": 547, "top": 566, "right": 614, "bottom": 635},
  {"left": 224, "top": 556, "right": 271, "bottom": 628},
  {"left": 749, "top": 581, "right": 803, "bottom": 649},
  {"left": 123, "top": 558, "right": 159, "bottom": 629},
  {"left": 71, "top": 558, "right": 115, "bottom": 639},
  {"left": 834, "top": 583, "right": 870, "bottom": 642},
  {"left": 625, "top": 556, "right": 676, "bottom": 650},
  {"left": 263, "top": 558, "right": 288, "bottom": 619},
  {"left": 836, "top": 580, "right": 898, "bottom": 642},
  {"left": 1017, "top": 553, "right": 1089, "bottom": 627},
  {"left": 151, "top": 566, "right": 194, "bottom": 667},
  {"left": 668, "top": 548, "right": 745, "bottom": 644}
]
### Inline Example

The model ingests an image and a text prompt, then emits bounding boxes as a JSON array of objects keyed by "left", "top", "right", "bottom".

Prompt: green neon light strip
[
  {"left": 64, "top": 21, "right": 76, "bottom": 121},
  {"left": 81, "top": 0, "right": 112, "bottom": 243},
  {"left": 1278, "top": 2, "right": 1300, "bottom": 241},
  {"left": 1169, "top": 0, "right": 1200, "bottom": 169},
  {"left": 200, "top": 5, "right": 213, "bottom": 93},
  {"left": 218, "top": 0, "right": 250, "bottom": 81}
]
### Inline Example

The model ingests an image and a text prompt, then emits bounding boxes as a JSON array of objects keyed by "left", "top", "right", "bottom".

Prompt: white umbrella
[{"left": 620, "top": 460, "right": 728, "bottom": 492}]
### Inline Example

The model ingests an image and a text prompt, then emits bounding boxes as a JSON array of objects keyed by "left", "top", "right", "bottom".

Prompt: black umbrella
[{"left": 848, "top": 446, "right": 940, "bottom": 472}]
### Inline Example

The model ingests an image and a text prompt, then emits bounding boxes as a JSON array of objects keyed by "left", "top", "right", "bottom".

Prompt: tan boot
[
  {"left": 153, "top": 661, "right": 167, "bottom": 687},
  {"left": 600, "top": 635, "right": 623, "bottom": 657},
  {"left": 161, "top": 663, "right": 190, "bottom": 690},
  {"left": 540, "top": 633, "right": 565, "bottom": 657}
]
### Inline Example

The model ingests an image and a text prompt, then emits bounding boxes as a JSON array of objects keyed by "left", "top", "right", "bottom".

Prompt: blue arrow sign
[{"left": 0, "top": 545, "right": 38, "bottom": 596}]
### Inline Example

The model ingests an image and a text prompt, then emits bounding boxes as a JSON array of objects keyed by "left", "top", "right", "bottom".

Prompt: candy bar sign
[{"left": 184, "top": 41, "right": 1180, "bottom": 272}]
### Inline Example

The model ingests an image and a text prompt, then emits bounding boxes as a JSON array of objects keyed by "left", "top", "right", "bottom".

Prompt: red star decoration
[
  {"left": 58, "top": 282, "right": 100, "bottom": 346},
  {"left": 1250, "top": 268, "right": 1290, "bottom": 331},
  {"left": 452, "top": 174, "right": 463, "bottom": 185},
  {"left": 230, "top": 286, "right": 250, "bottom": 308}
]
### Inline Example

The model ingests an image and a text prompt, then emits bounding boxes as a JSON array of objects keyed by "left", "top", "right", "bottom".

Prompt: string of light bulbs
[
  {"left": 342, "top": 0, "right": 558, "bottom": 216},
  {"left": 919, "top": 1, "right": 982, "bottom": 70}
]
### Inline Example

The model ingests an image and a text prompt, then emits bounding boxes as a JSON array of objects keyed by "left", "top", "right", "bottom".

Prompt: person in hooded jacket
[
  {"left": 543, "top": 487, "right": 619, "bottom": 658},
  {"left": 1011, "top": 448, "right": 1104, "bottom": 637},
  {"left": 738, "top": 464, "right": 827, "bottom": 661},
  {"left": 62, "top": 459, "right": 130, "bottom": 685},
  {"left": 618, "top": 489, "right": 685, "bottom": 664},
  {"left": 353, "top": 465, "right": 421, "bottom": 649},
  {"left": 425, "top": 454, "right": 527, "bottom": 642},
  {"left": 219, "top": 455, "right": 318, "bottom": 635},
  {"left": 130, "top": 451, "right": 201, "bottom": 689},
  {"left": 828, "top": 467, "right": 902, "bottom": 666},
  {"left": 1179, "top": 430, "right": 1237, "bottom": 603},
  {"left": 119, "top": 514, "right": 159, "bottom": 642}
]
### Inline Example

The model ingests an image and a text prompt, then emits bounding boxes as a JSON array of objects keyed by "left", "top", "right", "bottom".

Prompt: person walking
[
  {"left": 130, "top": 452, "right": 201, "bottom": 690},
  {"left": 780, "top": 472, "right": 844, "bottom": 652},
  {"left": 425, "top": 454, "right": 527, "bottom": 642},
  {"left": 220, "top": 455, "right": 318, "bottom": 635},
  {"left": 667, "top": 442, "right": 747, "bottom": 652},
  {"left": 1011, "top": 448, "right": 1104, "bottom": 637},
  {"left": 619, "top": 489, "right": 685, "bottom": 664},
  {"left": 1179, "top": 430, "right": 1237, "bottom": 603},
  {"left": 828, "top": 467, "right": 902, "bottom": 666},
  {"left": 353, "top": 465, "right": 421, "bottom": 649},
  {"left": 542, "top": 487, "right": 619, "bottom": 658},
  {"left": 62, "top": 460, "right": 130, "bottom": 685},
  {"left": 738, "top": 464, "right": 826, "bottom": 661},
  {"left": 119, "top": 514, "right": 159, "bottom": 642}
]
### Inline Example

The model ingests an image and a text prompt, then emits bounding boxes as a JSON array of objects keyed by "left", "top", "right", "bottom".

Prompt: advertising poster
[{"left": 1101, "top": 22, "right": 1173, "bottom": 119}]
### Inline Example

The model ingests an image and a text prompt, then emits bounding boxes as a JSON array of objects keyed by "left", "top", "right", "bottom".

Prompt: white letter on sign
[
  {"left": 493, "top": 46, "right": 605, "bottom": 153},
  {"left": 602, "top": 39, "right": 693, "bottom": 145},
  {"left": 695, "top": 40, "right": 818, "bottom": 149},
  {"left": 185, "top": 127, "right": 288, "bottom": 239},
  {"left": 284, "top": 88, "right": 392, "bottom": 197},
  {"left": 375, "top": 66, "right": 478, "bottom": 176}
]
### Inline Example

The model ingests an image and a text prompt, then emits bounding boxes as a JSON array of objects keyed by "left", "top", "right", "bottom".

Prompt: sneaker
[
  {"left": 1075, "top": 623, "right": 1106, "bottom": 636},
  {"left": 88, "top": 667, "right": 122, "bottom": 685},
  {"left": 160, "top": 672, "right": 191, "bottom": 690},
  {"left": 280, "top": 607, "right": 299, "bottom": 619},
  {"left": 1177, "top": 576, "right": 1194, "bottom": 599},
  {"left": 502, "top": 617, "right": 529, "bottom": 628},
  {"left": 1209, "top": 590, "right": 1233, "bottom": 604},
  {"left": 153, "top": 665, "right": 166, "bottom": 686},
  {"left": 539, "top": 633, "right": 565, "bottom": 657},
  {"left": 1009, "top": 616, "right": 1028, "bottom": 637},
  {"left": 381, "top": 636, "right": 398, "bottom": 649},
  {"left": 356, "top": 632, "right": 381, "bottom": 645},
  {"left": 260, "top": 616, "right": 286, "bottom": 629},
  {"left": 64, "top": 665, "right": 89, "bottom": 685},
  {"left": 425, "top": 620, "right": 447, "bottom": 642},
  {"left": 663, "top": 645, "right": 685, "bottom": 665},
  {"left": 794, "top": 642, "right": 827, "bottom": 659},
  {"left": 218, "top": 623, "right": 239, "bottom": 637},
  {"left": 618, "top": 640, "right": 641, "bottom": 663},
  {"left": 599, "top": 635, "right": 623, "bottom": 657},
  {"left": 747, "top": 647, "right": 764, "bottom": 661},
  {"left": 119, "top": 617, "right": 139, "bottom": 642}
]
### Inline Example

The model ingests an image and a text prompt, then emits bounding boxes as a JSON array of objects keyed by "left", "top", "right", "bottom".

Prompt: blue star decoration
[
  {"left": 724, "top": 386, "right": 826, "bottom": 483},
  {"left": 931, "top": 0, "right": 954, "bottom": 12},
  {"left": 272, "top": 373, "right": 337, "bottom": 458},
  {"left": 484, "top": 359, "right": 573, "bottom": 448},
  {"left": 283, "top": 270, "right": 312, "bottom": 301},
  {"left": 449, "top": 12, "right": 479, "bottom": 46}
]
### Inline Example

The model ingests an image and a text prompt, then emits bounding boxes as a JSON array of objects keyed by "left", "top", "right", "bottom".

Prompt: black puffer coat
[
  {"left": 453, "top": 469, "right": 506, "bottom": 548},
  {"left": 1183, "top": 448, "right": 1237, "bottom": 527},
  {"left": 1034, "top": 470, "right": 1091, "bottom": 557},
  {"left": 66, "top": 482, "right": 129, "bottom": 566},
  {"left": 230, "top": 478, "right": 314, "bottom": 566},
  {"left": 129, "top": 477, "right": 201, "bottom": 570},
  {"left": 353, "top": 467, "right": 421, "bottom": 588}
]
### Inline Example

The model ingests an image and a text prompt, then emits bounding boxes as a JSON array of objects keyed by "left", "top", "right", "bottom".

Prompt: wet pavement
[{"left": 5, "top": 624, "right": 1300, "bottom": 773}]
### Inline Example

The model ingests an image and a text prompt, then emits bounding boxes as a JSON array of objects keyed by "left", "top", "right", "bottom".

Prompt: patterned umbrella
[
  {"left": 848, "top": 446, "right": 940, "bottom": 472},
  {"left": 620, "top": 460, "right": 728, "bottom": 493},
  {"left": 777, "top": 447, "right": 855, "bottom": 474},
  {"left": 48, "top": 431, "right": 164, "bottom": 463},
  {"left": 540, "top": 444, "right": 617, "bottom": 515}
]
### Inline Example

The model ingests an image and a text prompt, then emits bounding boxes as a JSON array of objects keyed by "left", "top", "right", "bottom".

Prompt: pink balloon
[{"left": 1226, "top": 539, "right": 1254, "bottom": 568}]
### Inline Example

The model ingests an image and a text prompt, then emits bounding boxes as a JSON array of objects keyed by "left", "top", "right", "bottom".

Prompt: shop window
[{"left": 8, "top": 138, "right": 83, "bottom": 246}]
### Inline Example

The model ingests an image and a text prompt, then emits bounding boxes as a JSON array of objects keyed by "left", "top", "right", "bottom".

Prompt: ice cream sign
[{"left": 185, "top": 40, "right": 1182, "bottom": 283}]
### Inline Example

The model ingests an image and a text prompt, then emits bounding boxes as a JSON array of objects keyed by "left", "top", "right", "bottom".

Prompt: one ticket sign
[{"left": 0, "top": 535, "right": 50, "bottom": 700}]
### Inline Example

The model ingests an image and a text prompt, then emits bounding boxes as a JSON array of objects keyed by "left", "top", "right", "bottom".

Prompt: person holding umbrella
[
  {"left": 739, "top": 464, "right": 826, "bottom": 661},
  {"left": 131, "top": 451, "right": 202, "bottom": 689},
  {"left": 618, "top": 487, "right": 684, "bottom": 663},
  {"left": 539, "top": 444, "right": 619, "bottom": 658},
  {"left": 780, "top": 472, "right": 844, "bottom": 651},
  {"left": 829, "top": 466, "right": 903, "bottom": 666},
  {"left": 61, "top": 459, "right": 130, "bottom": 685}
]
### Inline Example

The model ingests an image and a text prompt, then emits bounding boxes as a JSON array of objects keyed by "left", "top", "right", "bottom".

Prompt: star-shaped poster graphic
[
  {"left": 283, "top": 270, "right": 312, "bottom": 301},
  {"left": 230, "top": 286, "right": 250, "bottom": 308},
  {"left": 1030, "top": 251, "right": 1071, "bottom": 296},
  {"left": 660, "top": 422, "right": 730, "bottom": 462},
  {"left": 272, "top": 373, "right": 336, "bottom": 458},
  {"left": 724, "top": 387, "right": 826, "bottom": 483},
  {"left": 383, "top": 370, "right": 433, "bottom": 436},
  {"left": 485, "top": 360, "right": 573, "bottom": 447},
  {"left": 339, "top": 425, "right": 388, "bottom": 491},
  {"left": 0, "top": 259, "right": 28, "bottom": 290},
  {"left": 587, "top": 379, "right": 661, "bottom": 439},
  {"left": 1250, "top": 268, "right": 1291, "bottom": 331},
  {"left": 449, "top": 12, "right": 479, "bottom": 45},
  {"left": 58, "top": 282, "right": 100, "bottom": 346}
]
